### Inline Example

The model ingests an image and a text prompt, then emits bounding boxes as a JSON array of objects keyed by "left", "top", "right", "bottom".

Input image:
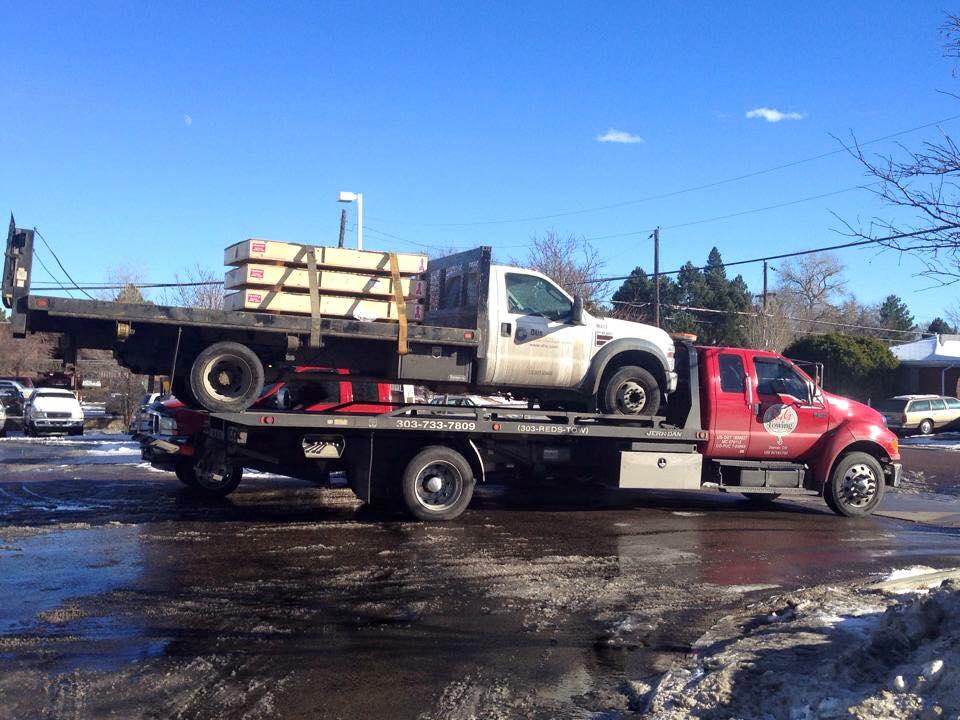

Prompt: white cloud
[
  {"left": 596, "top": 128, "right": 645, "bottom": 144},
  {"left": 745, "top": 107, "right": 806, "bottom": 123},
  {"left": 183, "top": 114, "right": 193, "bottom": 126}
]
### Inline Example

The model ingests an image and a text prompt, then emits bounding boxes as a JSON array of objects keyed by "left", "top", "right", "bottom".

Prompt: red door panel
[
  {"left": 706, "top": 350, "right": 752, "bottom": 458},
  {"left": 746, "top": 357, "right": 828, "bottom": 460}
]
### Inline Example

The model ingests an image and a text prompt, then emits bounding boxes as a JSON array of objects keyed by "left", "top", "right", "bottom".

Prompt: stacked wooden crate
[{"left": 223, "top": 239, "right": 428, "bottom": 323}]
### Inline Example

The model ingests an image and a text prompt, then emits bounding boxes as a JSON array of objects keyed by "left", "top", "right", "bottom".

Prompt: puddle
[{"left": 0, "top": 524, "right": 166, "bottom": 670}]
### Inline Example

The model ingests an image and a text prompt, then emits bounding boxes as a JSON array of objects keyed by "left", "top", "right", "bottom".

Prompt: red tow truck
[{"left": 138, "top": 341, "right": 901, "bottom": 521}]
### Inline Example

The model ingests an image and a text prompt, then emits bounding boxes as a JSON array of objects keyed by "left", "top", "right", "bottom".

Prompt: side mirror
[{"left": 571, "top": 295, "right": 585, "bottom": 325}]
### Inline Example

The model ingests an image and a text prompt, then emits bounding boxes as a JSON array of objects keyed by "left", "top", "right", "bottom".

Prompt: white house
[{"left": 890, "top": 334, "right": 960, "bottom": 397}]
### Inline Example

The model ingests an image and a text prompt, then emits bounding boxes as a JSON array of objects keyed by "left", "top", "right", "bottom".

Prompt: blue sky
[{"left": 2, "top": 1, "right": 959, "bottom": 326}]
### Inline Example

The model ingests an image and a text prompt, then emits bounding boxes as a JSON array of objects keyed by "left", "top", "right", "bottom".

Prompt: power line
[
  {"left": 32, "top": 280, "right": 224, "bottom": 291},
  {"left": 585, "top": 184, "right": 874, "bottom": 244},
  {"left": 366, "top": 113, "right": 960, "bottom": 228},
  {"left": 32, "top": 227, "right": 95, "bottom": 299},
  {"left": 579, "top": 224, "right": 960, "bottom": 285},
  {"left": 32, "top": 247, "right": 75, "bottom": 298}
]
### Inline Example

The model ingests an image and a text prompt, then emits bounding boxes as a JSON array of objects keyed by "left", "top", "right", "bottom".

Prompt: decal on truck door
[{"left": 762, "top": 404, "right": 799, "bottom": 445}]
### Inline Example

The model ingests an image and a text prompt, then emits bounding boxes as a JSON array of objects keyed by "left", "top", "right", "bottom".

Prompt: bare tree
[
  {"left": 841, "top": 14, "right": 960, "bottom": 285},
  {"left": 163, "top": 265, "right": 224, "bottom": 310},
  {"left": 102, "top": 264, "right": 150, "bottom": 303},
  {"left": 0, "top": 324, "right": 55, "bottom": 376},
  {"left": 773, "top": 252, "right": 848, "bottom": 330},
  {"left": 514, "top": 231, "right": 608, "bottom": 309},
  {"left": 743, "top": 296, "right": 797, "bottom": 352}
]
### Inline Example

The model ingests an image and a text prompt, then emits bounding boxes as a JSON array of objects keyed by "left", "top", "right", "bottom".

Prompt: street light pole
[
  {"left": 356, "top": 192, "right": 363, "bottom": 250},
  {"left": 336, "top": 191, "right": 363, "bottom": 250}
]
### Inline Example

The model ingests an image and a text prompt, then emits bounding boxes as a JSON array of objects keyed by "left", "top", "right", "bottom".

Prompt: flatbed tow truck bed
[{"left": 203, "top": 402, "right": 711, "bottom": 521}]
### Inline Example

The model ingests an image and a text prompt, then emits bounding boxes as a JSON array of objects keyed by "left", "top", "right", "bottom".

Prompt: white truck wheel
[{"left": 600, "top": 365, "right": 661, "bottom": 416}]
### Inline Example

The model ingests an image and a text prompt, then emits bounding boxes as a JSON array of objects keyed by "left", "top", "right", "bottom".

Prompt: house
[{"left": 890, "top": 334, "right": 960, "bottom": 398}]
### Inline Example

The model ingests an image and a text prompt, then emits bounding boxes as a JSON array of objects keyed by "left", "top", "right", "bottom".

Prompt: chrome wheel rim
[
  {"left": 616, "top": 380, "right": 647, "bottom": 414},
  {"left": 839, "top": 463, "right": 879, "bottom": 508},
  {"left": 414, "top": 461, "right": 462, "bottom": 510}
]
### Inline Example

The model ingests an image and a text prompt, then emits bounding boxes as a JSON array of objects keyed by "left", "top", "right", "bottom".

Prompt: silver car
[{"left": 876, "top": 394, "right": 960, "bottom": 435}]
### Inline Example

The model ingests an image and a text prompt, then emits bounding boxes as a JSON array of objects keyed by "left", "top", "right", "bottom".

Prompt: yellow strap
[
  {"left": 306, "top": 250, "right": 323, "bottom": 349},
  {"left": 389, "top": 253, "right": 409, "bottom": 355}
]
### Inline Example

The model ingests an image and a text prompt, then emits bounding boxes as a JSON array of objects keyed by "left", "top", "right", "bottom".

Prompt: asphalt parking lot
[{"left": 1, "top": 431, "right": 959, "bottom": 719}]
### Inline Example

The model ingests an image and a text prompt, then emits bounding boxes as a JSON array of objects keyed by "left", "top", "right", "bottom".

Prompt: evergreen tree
[
  {"left": 927, "top": 317, "right": 956, "bottom": 335},
  {"left": 877, "top": 294, "right": 915, "bottom": 340},
  {"left": 610, "top": 248, "right": 752, "bottom": 346}
]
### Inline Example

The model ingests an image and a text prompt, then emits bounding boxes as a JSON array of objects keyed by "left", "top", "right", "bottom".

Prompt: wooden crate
[
  {"left": 225, "top": 289, "right": 425, "bottom": 322},
  {"left": 225, "top": 264, "right": 425, "bottom": 299},
  {"left": 224, "top": 239, "right": 427, "bottom": 275}
]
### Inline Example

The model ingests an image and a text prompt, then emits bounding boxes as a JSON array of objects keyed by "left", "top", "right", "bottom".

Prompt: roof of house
[{"left": 890, "top": 334, "right": 960, "bottom": 366}]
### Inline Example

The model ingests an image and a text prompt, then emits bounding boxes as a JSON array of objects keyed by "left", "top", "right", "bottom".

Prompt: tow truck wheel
[
  {"left": 193, "top": 452, "right": 243, "bottom": 497},
  {"left": 174, "top": 460, "right": 200, "bottom": 488},
  {"left": 600, "top": 366, "right": 661, "bottom": 417},
  {"left": 402, "top": 446, "right": 475, "bottom": 521},
  {"left": 825, "top": 452, "right": 885, "bottom": 517},
  {"left": 189, "top": 342, "right": 265, "bottom": 413}
]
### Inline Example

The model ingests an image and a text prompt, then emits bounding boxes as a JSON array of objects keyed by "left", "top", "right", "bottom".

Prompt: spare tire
[{"left": 189, "top": 342, "right": 265, "bottom": 413}]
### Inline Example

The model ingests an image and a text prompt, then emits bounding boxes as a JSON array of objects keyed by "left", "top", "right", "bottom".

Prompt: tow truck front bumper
[{"left": 885, "top": 462, "right": 903, "bottom": 488}]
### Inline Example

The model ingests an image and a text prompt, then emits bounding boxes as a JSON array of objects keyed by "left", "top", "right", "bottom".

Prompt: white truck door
[{"left": 487, "top": 270, "right": 590, "bottom": 387}]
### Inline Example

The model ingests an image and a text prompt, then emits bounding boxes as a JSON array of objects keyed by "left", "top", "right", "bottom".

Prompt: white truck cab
[{"left": 475, "top": 265, "right": 677, "bottom": 415}]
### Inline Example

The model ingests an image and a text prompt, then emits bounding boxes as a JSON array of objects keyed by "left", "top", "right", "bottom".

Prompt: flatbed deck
[
  {"left": 212, "top": 403, "right": 708, "bottom": 442},
  {"left": 19, "top": 294, "right": 478, "bottom": 347}
]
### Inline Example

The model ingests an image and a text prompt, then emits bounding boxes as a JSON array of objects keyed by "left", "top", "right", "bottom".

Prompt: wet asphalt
[{"left": 1, "top": 432, "right": 960, "bottom": 719}]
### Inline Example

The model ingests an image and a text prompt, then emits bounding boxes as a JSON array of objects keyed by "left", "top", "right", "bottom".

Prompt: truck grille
[{"left": 46, "top": 412, "right": 72, "bottom": 419}]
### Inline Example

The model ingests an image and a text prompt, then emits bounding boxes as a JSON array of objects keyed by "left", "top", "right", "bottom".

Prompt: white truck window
[{"left": 505, "top": 273, "right": 571, "bottom": 321}]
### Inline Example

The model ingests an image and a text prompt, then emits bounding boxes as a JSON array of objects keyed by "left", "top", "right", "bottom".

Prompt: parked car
[
  {"left": 0, "top": 378, "right": 35, "bottom": 398},
  {"left": 0, "top": 401, "right": 6, "bottom": 437},
  {"left": 23, "top": 388, "right": 85, "bottom": 436},
  {"left": 129, "top": 393, "right": 163, "bottom": 435},
  {"left": 875, "top": 394, "right": 960, "bottom": 435},
  {"left": 139, "top": 369, "right": 397, "bottom": 493},
  {"left": 0, "top": 385, "right": 23, "bottom": 429}
]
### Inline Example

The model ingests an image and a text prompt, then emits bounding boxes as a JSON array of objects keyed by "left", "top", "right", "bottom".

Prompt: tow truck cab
[{"left": 699, "top": 346, "right": 900, "bottom": 495}]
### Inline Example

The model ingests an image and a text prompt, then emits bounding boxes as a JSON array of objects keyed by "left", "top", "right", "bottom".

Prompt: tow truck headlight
[{"left": 157, "top": 416, "right": 179, "bottom": 435}]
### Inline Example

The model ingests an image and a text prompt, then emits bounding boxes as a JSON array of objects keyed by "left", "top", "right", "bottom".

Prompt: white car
[
  {"left": 24, "top": 388, "right": 85, "bottom": 436},
  {"left": 0, "top": 402, "right": 6, "bottom": 437}
]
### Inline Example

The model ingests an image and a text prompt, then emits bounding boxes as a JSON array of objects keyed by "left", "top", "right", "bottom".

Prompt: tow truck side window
[
  {"left": 718, "top": 354, "right": 746, "bottom": 393},
  {"left": 505, "top": 273, "right": 572, "bottom": 321},
  {"left": 753, "top": 358, "right": 808, "bottom": 401}
]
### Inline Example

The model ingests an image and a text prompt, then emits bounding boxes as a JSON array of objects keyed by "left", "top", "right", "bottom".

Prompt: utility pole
[
  {"left": 338, "top": 209, "right": 347, "bottom": 249},
  {"left": 762, "top": 260, "right": 768, "bottom": 312},
  {"left": 653, "top": 227, "right": 661, "bottom": 328}
]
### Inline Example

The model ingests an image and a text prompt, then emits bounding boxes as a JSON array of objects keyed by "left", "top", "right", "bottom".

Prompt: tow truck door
[
  {"left": 706, "top": 349, "right": 752, "bottom": 458},
  {"left": 746, "top": 355, "right": 829, "bottom": 460}
]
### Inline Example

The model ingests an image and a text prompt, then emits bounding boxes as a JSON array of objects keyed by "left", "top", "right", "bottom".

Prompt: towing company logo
[{"left": 762, "top": 404, "right": 798, "bottom": 445}]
